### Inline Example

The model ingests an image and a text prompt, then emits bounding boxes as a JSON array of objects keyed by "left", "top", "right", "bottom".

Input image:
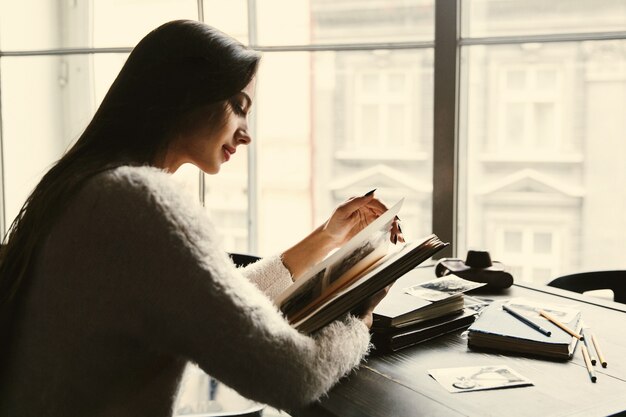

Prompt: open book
[{"left": 273, "top": 199, "right": 449, "bottom": 334}]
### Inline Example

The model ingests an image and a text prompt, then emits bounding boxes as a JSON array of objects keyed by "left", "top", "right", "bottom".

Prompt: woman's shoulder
[
  {"left": 86, "top": 165, "right": 193, "bottom": 204},
  {"left": 70, "top": 164, "right": 221, "bottom": 245},
  {"left": 82, "top": 165, "right": 205, "bottom": 223},
  {"left": 93, "top": 165, "right": 176, "bottom": 193}
]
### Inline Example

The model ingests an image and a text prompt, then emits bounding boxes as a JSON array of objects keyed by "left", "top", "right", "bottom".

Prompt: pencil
[
  {"left": 581, "top": 344, "right": 597, "bottom": 382},
  {"left": 591, "top": 333, "right": 608, "bottom": 368},
  {"left": 503, "top": 304, "right": 551, "bottom": 336},
  {"left": 538, "top": 310, "right": 584, "bottom": 340},
  {"left": 581, "top": 329, "right": 597, "bottom": 365}
]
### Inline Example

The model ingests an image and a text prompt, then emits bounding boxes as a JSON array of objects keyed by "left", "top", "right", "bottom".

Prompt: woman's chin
[{"left": 191, "top": 162, "right": 219, "bottom": 175}]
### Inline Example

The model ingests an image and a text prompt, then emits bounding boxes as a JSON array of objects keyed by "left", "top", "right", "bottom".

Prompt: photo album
[
  {"left": 273, "top": 199, "right": 449, "bottom": 334},
  {"left": 467, "top": 298, "right": 583, "bottom": 360}
]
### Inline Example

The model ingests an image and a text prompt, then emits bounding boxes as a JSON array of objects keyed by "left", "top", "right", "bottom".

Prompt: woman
[{"left": 0, "top": 20, "right": 401, "bottom": 416}]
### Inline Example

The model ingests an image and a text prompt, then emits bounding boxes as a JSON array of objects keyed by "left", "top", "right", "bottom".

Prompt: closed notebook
[
  {"left": 372, "top": 291, "right": 464, "bottom": 329},
  {"left": 467, "top": 301, "right": 582, "bottom": 361},
  {"left": 372, "top": 308, "right": 477, "bottom": 353}
]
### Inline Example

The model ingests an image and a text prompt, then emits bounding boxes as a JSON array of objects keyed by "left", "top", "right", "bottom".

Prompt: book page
[{"left": 275, "top": 199, "right": 404, "bottom": 319}]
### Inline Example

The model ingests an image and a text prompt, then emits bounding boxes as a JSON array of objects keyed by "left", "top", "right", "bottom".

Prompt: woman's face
[{"left": 163, "top": 78, "right": 256, "bottom": 174}]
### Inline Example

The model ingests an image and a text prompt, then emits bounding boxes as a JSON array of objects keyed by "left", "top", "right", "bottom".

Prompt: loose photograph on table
[{"left": 428, "top": 365, "right": 533, "bottom": 393}]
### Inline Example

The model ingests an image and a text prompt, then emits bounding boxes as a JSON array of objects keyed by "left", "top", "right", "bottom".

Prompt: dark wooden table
[{"left": 294, "top": 265, "right": 626, "bottom": 417}]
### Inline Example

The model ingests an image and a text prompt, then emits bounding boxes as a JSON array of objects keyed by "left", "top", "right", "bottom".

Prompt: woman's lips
[{"left": 223, "top": 145, "right": 236, "bottom": 162}]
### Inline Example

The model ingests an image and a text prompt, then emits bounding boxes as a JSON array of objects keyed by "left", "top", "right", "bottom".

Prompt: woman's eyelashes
[{"left": 230, "top": 98, "right": 248, "bottom": 117}]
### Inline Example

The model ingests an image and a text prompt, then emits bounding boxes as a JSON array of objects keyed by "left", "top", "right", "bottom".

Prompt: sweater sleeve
[
  {"left": 84, "top": 167, "right": 371, "bottom": 412},
  {"left": 239, "top": 255, "right": 294, "bottom": 300}
]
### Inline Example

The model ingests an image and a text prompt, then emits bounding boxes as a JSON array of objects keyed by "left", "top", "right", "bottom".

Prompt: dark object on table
[
  {"left": 229, "top": 252, "right": 261, "bottom": 267},
  {"left": 547, "top": 270, "right": 626, "bottom": 304},
  {"left": 372, "top": 290, "right": 464, "bottom": 328},
  {"left": 435, "top": 250, "right": 514, "bottom": 289},
  {"left": 372, "top": 308, "right": 477, "bottom": 353}
]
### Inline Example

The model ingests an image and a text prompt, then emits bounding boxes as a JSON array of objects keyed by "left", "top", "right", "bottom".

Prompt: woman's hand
[
  {"left": 322, "top": 190, "right": 404, "bottom": 247},
  {"left": 352, "top": 284, "right": 393, "bottom": 328},
  {"left": 281, "top": 190, "right": 404, "bottom": 280}
]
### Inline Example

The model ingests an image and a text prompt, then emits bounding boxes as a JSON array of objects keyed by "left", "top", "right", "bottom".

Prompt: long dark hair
[{"left": 0, "top": 20, "right": 260, "bottom": 327}]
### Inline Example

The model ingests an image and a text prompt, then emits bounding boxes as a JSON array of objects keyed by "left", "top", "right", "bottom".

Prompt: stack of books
[
  {"left": 370, "top": 277, "right": 487, "bottom": 352},
  {"left": 372, "top": 291, "right": 464, "bottom": 328},
  {"left": 372, "top": 308, "right": 477, "bottom": 353}
]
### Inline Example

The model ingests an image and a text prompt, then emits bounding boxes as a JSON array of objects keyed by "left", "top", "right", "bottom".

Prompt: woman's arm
[
  {"left": 240, "top": 191, "right": 404, "bottom": 299},
  {"left": 238, "top": 255, "right": 293, "bottom": 299},
  {"left": 280, "top": 222, "right": 337, "bottom": 280},
  {"left": 91, "top": 167, "right": 372, "bottom": 411}
]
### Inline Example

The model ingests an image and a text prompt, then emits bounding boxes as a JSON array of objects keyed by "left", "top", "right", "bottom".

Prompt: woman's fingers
[
  {"left": 390, "top": 218, "right": 405, "bottom": 244},
  {"left": 344, "top": 193, "right": 404, "bottom": 244},
  {"left": 353, "top": 284, "right": 394, "bottom": 328},
  {"left": 334, "top": 191, "right": 407, "bottom": 245},
  {"left": 337, "top": 193, "right": 378, "bottom": 218},
  {"left": 363, "top": 198, "right": 388, "bottom": 214}
]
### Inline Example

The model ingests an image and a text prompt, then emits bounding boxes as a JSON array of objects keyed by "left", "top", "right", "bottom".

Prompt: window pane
[
  {"left": 462, "top": 0, "right": 626, "bottom": 38},
  {"left": 92, "top": 0, "right": 198, "bottom": 47},
  {"left": 0, "top": 54, "right": 120, "bottom": 226},
  {"left": 250, "top": 49, "right": 433, "bottom": 256},
  {"left": 388, "top": 104, "right": 407, "bottom": 142},
  {"left": 0, "top": 53, "right": 199, "bottom": 230},
  {"left": 361, "top": 104, "right": 380, "bottom": 146},
  {"left": 1, "top": 55, "right": 78, "bottom": 226},
  {"left": 202, "top": 0, "right": 249, "bottom": 44},
  {"left": 504, "top": 103, "right": 525, "bottom": 145},
  {"left": 536, "top": 69, "right": 557, "bottom": 90},
  {"left": 534, "top": 103, "right": 555, "bottom": 147},
  {"left": 0, "top": 0, "right": 197, "bottom": 50},
  {"left": 532, "top": 267, "right": 552, "bottom": 282},
  {"left": 361, "top": 74, "right": 380, "bottom": 93},
  {"left": 533, "top": 232, "right": 552, "bottom": 254},
  {"left": 256, "top": 0, "right": 434, "bottom": 46},
  {"left": 506, "top": 70, "right": 526, "bottom": 90},
  {"left": 504, "top": 231, "right": 523, "bottom": 253},
  {"left": 389, "top": 73, "right": 407, "bottom": 93},
  {"left": 460, "top": 40, "right": 626, "bottom": 284},
  {"left": 203, "top": 145, "right": 250, "bottom": 253}
]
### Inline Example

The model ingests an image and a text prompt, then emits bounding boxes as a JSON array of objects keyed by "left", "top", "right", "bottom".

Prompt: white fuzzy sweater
[{"left": 1, "top": 166, "right": 370, "bottom": 416}]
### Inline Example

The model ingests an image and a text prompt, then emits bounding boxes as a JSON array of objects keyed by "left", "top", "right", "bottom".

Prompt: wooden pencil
[
  {"left": 538, "top": 310, "right": 583, "bottom": 340},
  {"left": 581, "top": 344, "right": 597, "bottom": 382},
  {"left": 581, "top": 329, "right": 597, "bottom": 365},
  {"left": 591, "top": 333, "right": 608, "bottom": 368}
]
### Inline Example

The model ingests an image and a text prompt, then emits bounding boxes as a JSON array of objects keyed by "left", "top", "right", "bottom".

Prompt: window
[
  {"left": 497, "top": 65, "right": 562, "bottom": 153},
  {"left": 495, "top": 226, "right": 561, "bottom": 283},
  {"left": 1, "top": 1, "right": 625, "bottom": 283},
  {"left": 353, "top": 68, "right": 417, "bottom": 152}
]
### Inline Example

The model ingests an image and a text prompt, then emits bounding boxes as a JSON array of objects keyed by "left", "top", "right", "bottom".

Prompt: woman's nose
[{"left": 236, "top": 129, "right": 252, "bottom": 145}]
